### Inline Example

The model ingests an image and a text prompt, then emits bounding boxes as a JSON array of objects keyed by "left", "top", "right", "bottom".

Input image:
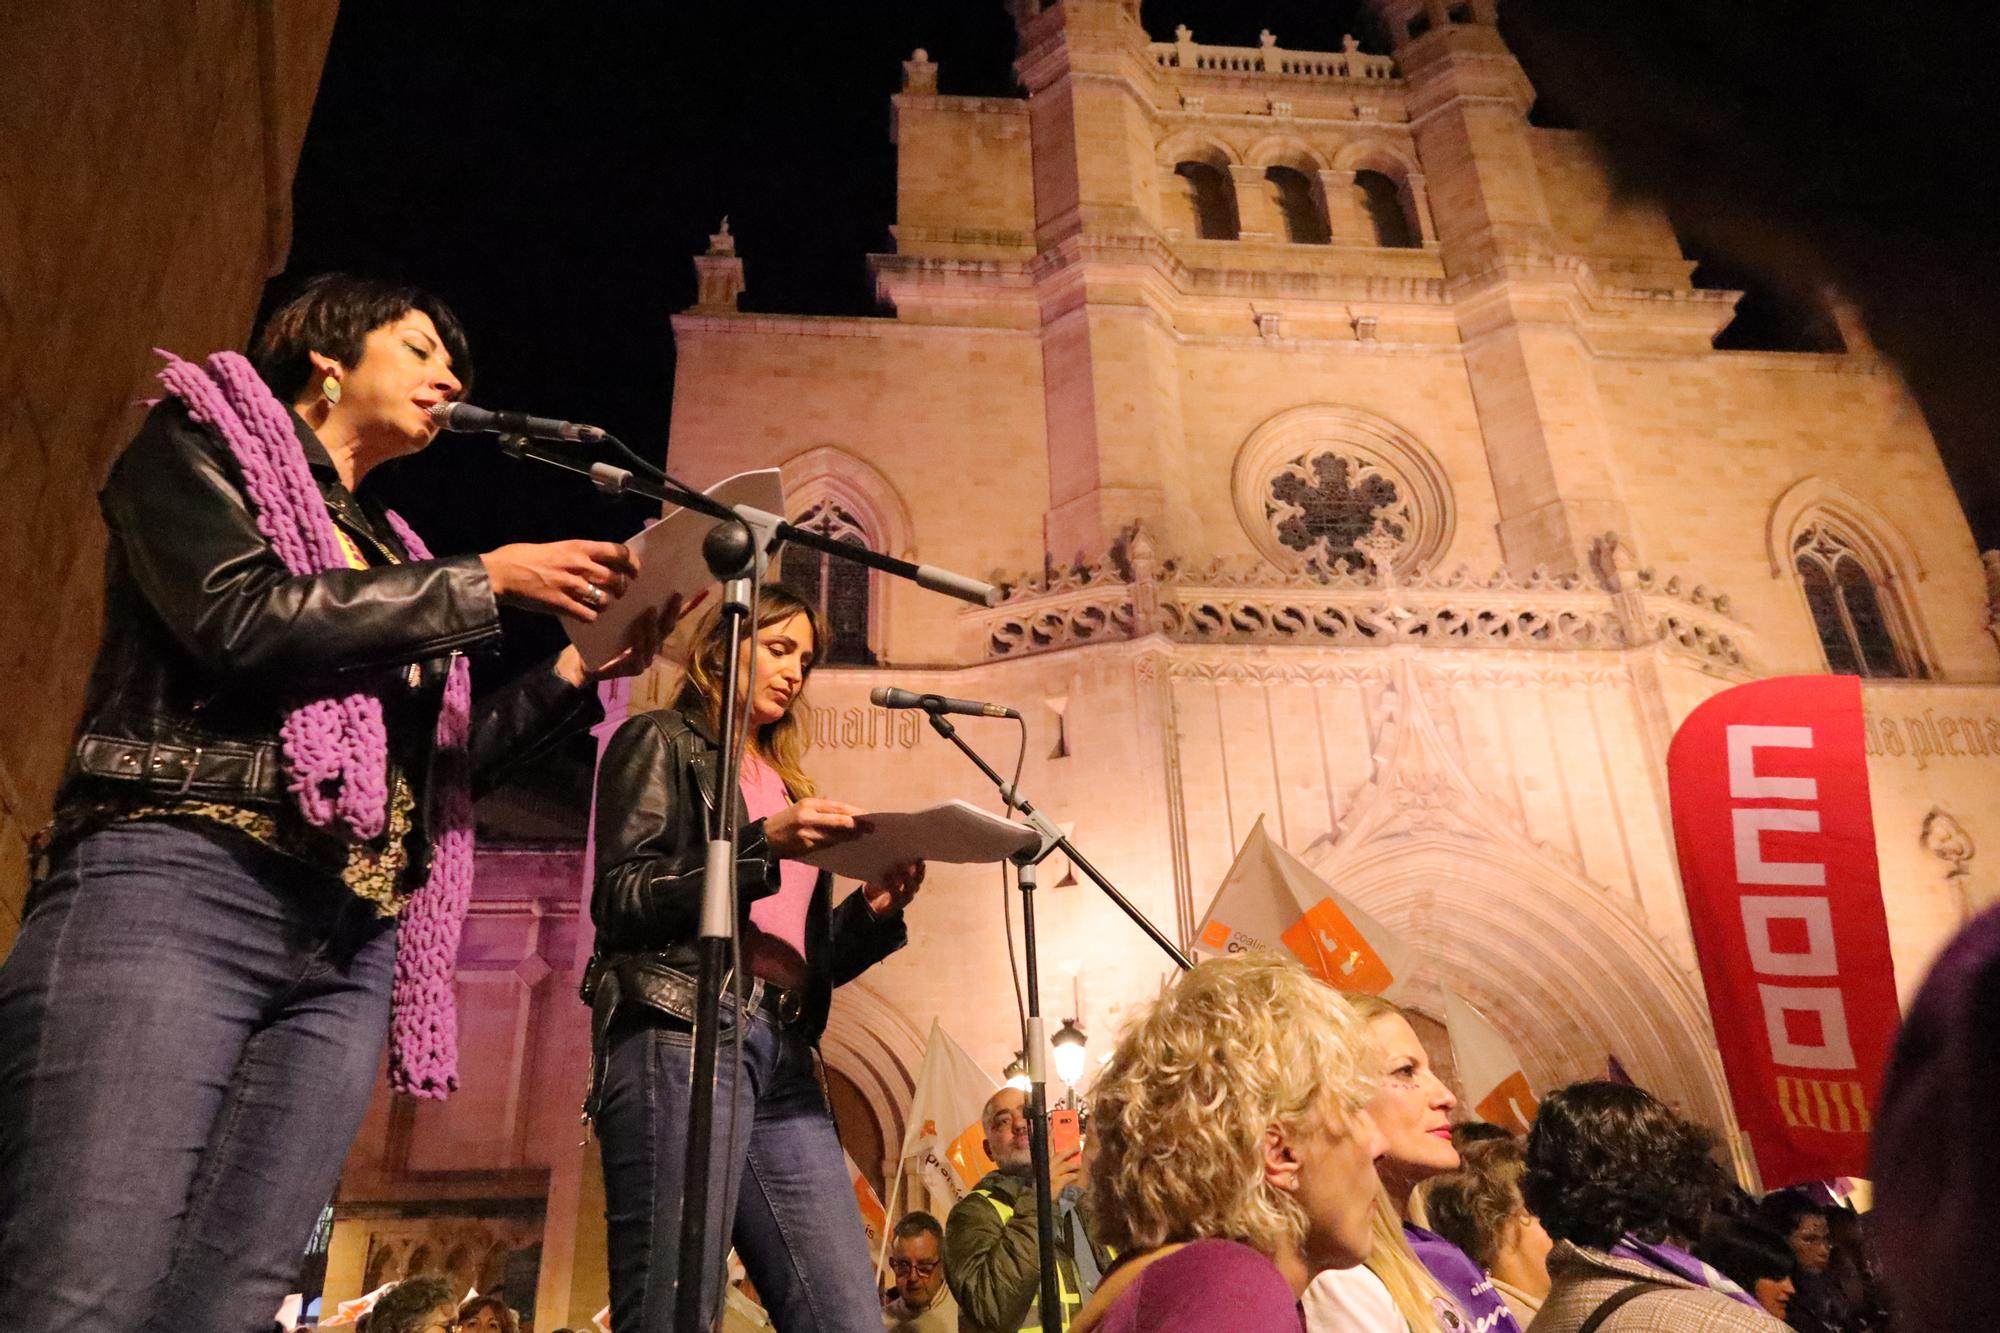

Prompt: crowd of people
[
  {"left": 0, "top": 61, "right": 1977, "bottom": 1292},
  {"left": 849, "top": 955, "right": 1894, "bottom": 1333},
  {"left": 327, "top": 953, "right": 1896, "bottom": 1333}
]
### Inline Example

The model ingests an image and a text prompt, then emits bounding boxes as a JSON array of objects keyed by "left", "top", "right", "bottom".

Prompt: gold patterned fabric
[{"left": 45, "top": 771, "right": 422, "bottom": 917}]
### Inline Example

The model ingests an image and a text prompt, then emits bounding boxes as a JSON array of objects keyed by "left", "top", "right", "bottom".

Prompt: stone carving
[
  {"left": 1266, "top": 450, "right": 1410, "bottom": 568},
  {"left": 1922, "top": 806, "right": 1974, "bottom": 878},
  {"left": 1922, "top": 806, "right": 1982, "bottom": 922},
  {"left": 967, "top": 534, "right": 1751, "bottom": 670}
]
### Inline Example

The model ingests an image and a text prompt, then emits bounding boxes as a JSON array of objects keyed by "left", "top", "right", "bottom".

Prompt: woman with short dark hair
[
  {"left": 456, "top": 1292, "right": 521, "bottom": 1333},
  {"left": 0, "top": 273, "right": 675, "bottom": 1331},
  {"left": 1695, "top": 1218, "right": 1799, "bottom": 1323},
  {"left": 1521, "top": 1082, "right": 1786, "bottom": 1331}
]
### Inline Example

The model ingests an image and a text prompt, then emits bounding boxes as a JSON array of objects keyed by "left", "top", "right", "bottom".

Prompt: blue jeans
[
  {"left": 597, "top": 999, "right": 882, "bottom": 1333},
  {"left": 0, "top": 819, "right": 397, "bottom": 1332}
]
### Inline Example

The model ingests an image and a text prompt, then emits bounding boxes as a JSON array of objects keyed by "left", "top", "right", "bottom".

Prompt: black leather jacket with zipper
[
  {"left": 583, "top": 705, "right": 907, "bottom": 1099},
  {"left": 52, "top": 398, "right": 600, "bottom": 880}
]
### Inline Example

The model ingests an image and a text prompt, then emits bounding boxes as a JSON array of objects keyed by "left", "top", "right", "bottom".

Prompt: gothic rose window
[
  {"left": 780, "top": 499, "right": 876, "bottom": 666},
  {"left": 1266, "top": 450, "right": 1412, "bottom": 569},
  {"left": 1793, "top": 524, "right": 1913, "bottom": 678}
]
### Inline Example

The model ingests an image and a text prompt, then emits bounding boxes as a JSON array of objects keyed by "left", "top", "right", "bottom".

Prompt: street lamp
[
  {"left": 1003, "top": 1052, "right": 1031, "bottom": 1092},
  {"left": 1051, "top": 1019, "right": 1088, "bottom": 1094}
]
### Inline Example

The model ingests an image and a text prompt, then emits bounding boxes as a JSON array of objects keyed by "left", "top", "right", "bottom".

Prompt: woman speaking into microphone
[
  {"left": 587, "top": 583, "right": 924, "bottom": 1332},
  {"left": 0, "top": 273, "right": 678, "bottom": 1331}
]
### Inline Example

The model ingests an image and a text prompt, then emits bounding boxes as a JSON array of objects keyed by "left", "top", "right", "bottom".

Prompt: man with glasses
[{"left": 883, "top": 1212, "right": 956, "bottom": 1332}]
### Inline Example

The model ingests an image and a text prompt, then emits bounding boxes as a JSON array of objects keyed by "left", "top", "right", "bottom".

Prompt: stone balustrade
[
  {"left": 962, "top": 536, "right": 1750, "bottom": 671},
  {"left": 1148, "top": 27, "right": 1399, "bottom": 83}
]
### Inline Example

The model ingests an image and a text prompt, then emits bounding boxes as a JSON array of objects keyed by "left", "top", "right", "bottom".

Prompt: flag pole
[{"left": 874, "top": 1157, "right": 907, "bottom": 1280}]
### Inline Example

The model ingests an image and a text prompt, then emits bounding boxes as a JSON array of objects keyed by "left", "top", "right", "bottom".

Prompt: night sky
[{"left": 272, "top": 1, "right": 1369, "bottom": 684}]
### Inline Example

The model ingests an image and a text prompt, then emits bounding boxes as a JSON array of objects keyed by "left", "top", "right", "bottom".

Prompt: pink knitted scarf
[{"left": 157, "top": 348, "right": 472, "bottom": 1099}]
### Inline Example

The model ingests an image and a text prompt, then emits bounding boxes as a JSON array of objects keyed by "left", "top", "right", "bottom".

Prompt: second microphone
[{"left": 869, "top": 686, "right": 1020, "bottom": 720}]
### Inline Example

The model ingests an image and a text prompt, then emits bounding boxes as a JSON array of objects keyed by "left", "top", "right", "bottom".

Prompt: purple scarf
[
  {"left": 1608, "top": 1236, "right": 1763, "bottom": 1310},
  {"left": 1405, "top": 1223, "right": 1525, "bottom": 1333},
  {"left": 156, "top": 349, "right": 472, "bottom": 1099}
]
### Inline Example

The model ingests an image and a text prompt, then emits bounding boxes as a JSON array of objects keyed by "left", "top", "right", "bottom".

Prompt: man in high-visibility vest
[{"left": 944, "top": 1088, "right": 1109, "bottom": 1333}]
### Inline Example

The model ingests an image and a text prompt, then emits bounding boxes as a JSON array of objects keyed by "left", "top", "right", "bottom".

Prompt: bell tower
[
  {"left": 1012, "top": 0, "right": 1195, "bottom": 568},
  {"left": 1367, "top": 0, "right": 1639, "bottom": 576}
]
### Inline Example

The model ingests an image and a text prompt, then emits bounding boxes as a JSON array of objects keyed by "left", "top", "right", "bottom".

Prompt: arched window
[
  {"left": 1793, "top": 522, "right": 1916, "bottom": 678},
  {"left": 1266, "top": 166, "right": 1330, "bottom": 244},
  {"left": 779, "top": 498, "right": 876, "bottom": 666},
  {"left": 1175, "top": 161, "right": 1239, "bottom": 240},
  {"left": 1354, "top": 170, "right": 1417, "bottom": 248}
]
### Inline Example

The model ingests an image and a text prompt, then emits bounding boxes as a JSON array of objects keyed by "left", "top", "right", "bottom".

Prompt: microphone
[
  {"left": 429, "top": 401, "right": 605, "bottom": 443},
  {"left": 870, "top": 686, "right": 1021, "bottom": 720}
]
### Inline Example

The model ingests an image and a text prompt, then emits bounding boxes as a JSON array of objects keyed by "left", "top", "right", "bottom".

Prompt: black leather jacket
[
  {"left": 588, "top": 705, "right": 907, "bottom": 1047},
  {"left": 53, "top": 398, "right": 600, "bottom": 878}
]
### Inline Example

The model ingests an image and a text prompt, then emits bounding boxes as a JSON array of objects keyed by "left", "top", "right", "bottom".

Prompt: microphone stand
[
  {"left": 493, "top": 434, "right": 998, "bottom": 604},
  {"left": 925, "top": 711, "right": 1190, "bottom": 1333},
  {"left": 497, "top": 434, "right": 998, "bottom": 1331}
]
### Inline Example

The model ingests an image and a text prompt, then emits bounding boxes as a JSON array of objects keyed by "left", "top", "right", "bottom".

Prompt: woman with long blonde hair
[
  {"left": 586, "top": 583, "right": 926, "bottom": 1332},
  {"left": 1304, "top": 995, "right": 1524, "bottom": 1333}
]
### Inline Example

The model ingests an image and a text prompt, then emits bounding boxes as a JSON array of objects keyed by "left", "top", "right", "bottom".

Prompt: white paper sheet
[
  {"left": 797, "top": 799, "right": 1041, "bottom": 884},
  {"left": 565, "top": 468, "right": 786, "bottom": 665}
]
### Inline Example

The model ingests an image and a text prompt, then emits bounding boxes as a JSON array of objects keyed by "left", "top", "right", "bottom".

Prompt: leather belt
[
  {"left": 73, "top": 733, "right": 282, "bottom": 801},
  {"left": 595, "top": 953, "right": 800, "bottom": 1027},
  {"left": 581, "top": 952, "right": 804, "bottom": 1121}
]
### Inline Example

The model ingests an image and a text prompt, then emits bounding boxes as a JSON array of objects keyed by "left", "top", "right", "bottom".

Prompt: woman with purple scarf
[
  {"left": 0, "top": 274, "right": 673, "bottom": 1331},
  {"left": 1520, "top": 1083, "right": 1787, "bottom": 1332}
]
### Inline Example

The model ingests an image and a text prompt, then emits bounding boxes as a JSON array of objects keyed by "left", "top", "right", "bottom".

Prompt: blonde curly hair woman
[{"left": 1072, "top": 954, "right": 1388, "bottom": 1332}]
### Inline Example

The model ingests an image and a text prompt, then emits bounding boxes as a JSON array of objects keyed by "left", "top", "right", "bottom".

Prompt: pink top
[
  {"left": 741, "top": 751, "right": 813, "bottom": 987},
  {"left": 1096, "top": 1240, "right": 1303, "bottom": 1333}
]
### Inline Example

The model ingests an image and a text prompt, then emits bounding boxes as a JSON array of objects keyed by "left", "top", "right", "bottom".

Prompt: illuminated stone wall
[{"left": 0, "top": 1, "right": 340, "bottom": 944}]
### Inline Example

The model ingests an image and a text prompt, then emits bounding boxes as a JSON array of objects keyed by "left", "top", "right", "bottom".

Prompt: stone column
[
  {"left": 1316, "top": 169, "right": 1369, "bottom": 245},
  {"left": 1227, "top": 163, "right": 1278, "bottom": 242},
  {"left": 1402, "top": 171, "right": 1440, "bottom": 245}
]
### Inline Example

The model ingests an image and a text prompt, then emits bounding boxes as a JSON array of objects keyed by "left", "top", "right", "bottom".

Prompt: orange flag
[
  {"left": 318, "top": 1283, "right": 394, "bottom": 1326},
  {"left": 1443, "top": 989, "right": 1540, "bottom": 1135},
  {"left": 1195, "top": 816, "right": 1412, "bottom": 994},
  {"left": 896, "top": 1019, "right": 1000, "bottom": 1210},
  {"left": 846, "top": 1149, "right": 889, "bottom": 1252}
]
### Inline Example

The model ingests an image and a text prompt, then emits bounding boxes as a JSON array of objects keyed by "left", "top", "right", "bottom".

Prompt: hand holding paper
[{"left": 796, "top": 799, "right": 1039, "bottom": 885}]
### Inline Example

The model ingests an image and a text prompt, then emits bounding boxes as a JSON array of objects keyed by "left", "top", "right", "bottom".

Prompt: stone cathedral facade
[{"left": 322, "top": 2, "right": 2000, "bottom": 1324}]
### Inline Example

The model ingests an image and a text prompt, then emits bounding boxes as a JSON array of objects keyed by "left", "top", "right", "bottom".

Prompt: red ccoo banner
[{"left": 1666, "top": 675, "right": 1899, "bottom": 1186}]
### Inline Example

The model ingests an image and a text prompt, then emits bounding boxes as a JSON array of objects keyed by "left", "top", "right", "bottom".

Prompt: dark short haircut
[
  {"left": 1521, "top": 1081, "right": 1718, "bottom": 1249},
  {"left": 1696, "top": 1217, "right": 1798, "bottom": 1291},
  {"left": 366, "top": 1275, "right": 458, "bottom": 1333},
  {"left": 252, "top": 272, "right": 473, "bottom": 403},
  {"left": 893, "top": 1210, "right": 944, "bottom": 1245},
  {"left": 457, "top": 1293, "right": 520, "bottom": 1333},
  {"left": 1757, "top": 1187, "right": 1827, "bottom": 1239}
]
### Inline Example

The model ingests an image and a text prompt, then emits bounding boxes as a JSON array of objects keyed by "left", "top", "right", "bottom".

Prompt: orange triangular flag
[
  {"left": 1444, "top": 990, "right": 1540, "bottom": 1135},
  {"left": 1196, "top": 816, "right": 1412, "bottom": 993}
]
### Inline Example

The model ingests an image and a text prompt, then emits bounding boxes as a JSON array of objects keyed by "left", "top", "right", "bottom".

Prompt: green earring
[{"left": 321, "top": 375, "right": 341, "bottom": 406}]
